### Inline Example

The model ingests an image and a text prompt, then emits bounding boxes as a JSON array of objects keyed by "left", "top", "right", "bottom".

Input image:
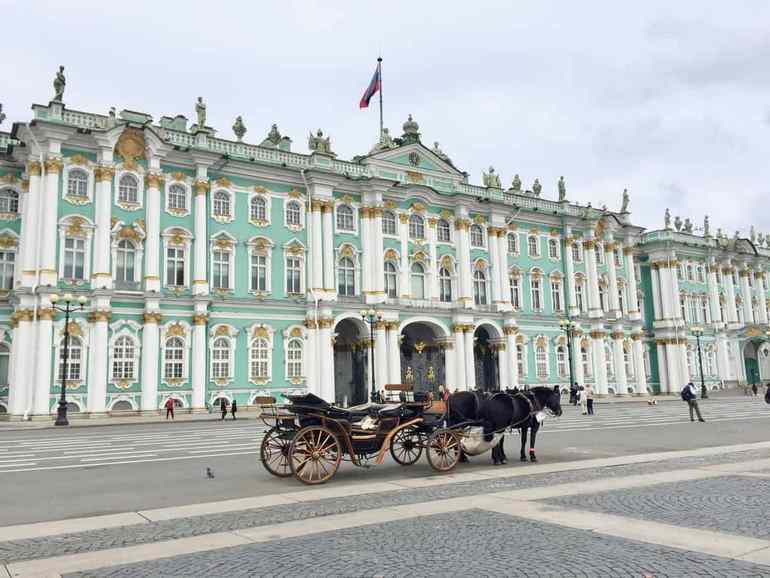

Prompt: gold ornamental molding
[
  {"left": 194, "top": 180, "right": 209, "bottom": 196},
  {"left": 582, "top": 239, "right": 595, "bottom": 250},
  {"left": 68, "top": 154, "right": 89, "bottom": 166},
  {"left": 451, "top": 323, "right": 464, "bottom": 333},
  {"left": 145, "top": 173, "right": 163, "bottom": 189},
  {"left": 611, "top": 330, "right": 624, "bottom": 340},
  {"left": 44, "top": 158, "right": 63, "bottom": 174},
  {"left": 454, "top": 219, "right": 469, "bottom": 231},
  {"left": 304, "top": 319, "right": 318, "bottom": 330},
  {"left": 27, "top": 161, "right": 42, "bottom": 176},
  {"left": 37, "top": 308, "right": 55, "bottom": 321},
  {"left": 374, "top": 320, "right": 387, "bottom": 330},
  {"left": 94, "top": 166, "right": 115, "bottom": 182},
  {"left": 359, "top": 206, "right": 372, "bottom": 219},
  {"left": 192, "top": 314, "right": 209, "bottom": 326},
  {"left": 321, "top": 202, "right": 333, "bottom": 214},
  {"left": 473, "top": 215, "right": 486, "bottom": 225},
  {"left": 0, "top": 173, "right": 18, "bottom": 184},
  {"left": 115, "top": 127, "right": 145, "bottom": 167},
  {"left": 88, "top": 310, "right": 112, "bottom": 323},
  {"left": 143, "top": 312, "right": 162, "bottom": 324},
  {"left": 589, "top": 330, "right": 605, "bottom": 339},
  {"left": 384, "top": 200, "right": 397, "bottom": 210},
  {"left": 739, "top": 270, "right": 750, "bottom": 278},
  {"left": 0, "top": 234, "right": 18, "bottom": 249},
  {"left": 166, "top": 322, "right": 186, "bottom": 337},
  {"left": 623, "top": 246, "right": 635, "bottom": 255},
  {"left": 385, "top": 321, "right": 401, "bottom": 331},
  {"left": 605, "top": 242, "right": 617, "bottom": 252},
  {"left": 20, "top": 179, "right": 29, "bottom": 192},
  {"left": 502, "top": 325, "right": 518, "bottom": 335},
  {"left": 318, "top": 318, "right": 333, "bottom": 329},
  {"left": 398, "top": 213, "right": 409, "bottom": 224},
  {"left": 215, "top": 176, "right": 231, "bottom": 188}
]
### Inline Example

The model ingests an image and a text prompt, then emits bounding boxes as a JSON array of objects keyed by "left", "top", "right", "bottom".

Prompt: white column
[
  {"left": 311, "top": 202, "right": 323, "bottom": 291},
  {"left": 427, "top": 218, "right": 438, "bottom": 301},
  {"left": 606, "top": 242, "right": 620, "bottom": 318},
  {"left": 497, "top": 339, "right": 510, "bottom": 388},
  {"left": 505, "top": 326, "right": 519, "bottom": 388},
  {"left": 487, "top": 227, "right": 501, "bottom": 305},
  {"left": 398, "top": 213, "right": 409, "bottom": 297},
  {"left": 322, "top": 204, "right": 335, "bottom": 293},
  {"left": 386, "top": 322, "right": 401, "bottom": 384},
  {"left": 443, "top": 341, "right": 456, "bottom": 392},
  {"left": 92, "top": 166, "right": 114, "bottom": 290},
  {"left": 191, "top": 314, "right": 207, "bottom": 409},
  {"left": 624, "top": 245, "right": 640, "bottom": 320},
  {"left": 724, "top": 264, "right": 739, "bottom": 323},
  {"left": 572, "top": 334, "right": 584, "bottom": 387},
  {"left": 707, "top": 263, "right": 722, "bottom": 324},
  {"left": 756, "top": 272, "right": 768, "bottom": 324},
  {"left": 88, "top": 312, "right": 109, "bottom": 413},
  {"left": 716, "top": 332, "right": 730, "bottom": 382},
  {"left": 374, "top": 320, "right": 388, "bottom": 389},
  {"left": 585, "top": 237, "right": 601, "bottom": 318},
  {"left": 304, "top": 319, "right": 318, "bottom": 397},
  {"left": 193, "top": 179, "right": 209, "bottom": 295},
  {"left": 141, "top": 312, "right": 160, "bottom": 411},
  {"left": 7, "top": 321, "right": 25, "bottom": 416},
  {"left": 564, "top": 234, "right": 578, "bottom": 317},
  {"left": 20, "top": 162, "right": 42, "bottom": 287},
  {"left": 498, "top": 230, "right": 510, "bottom": 307},
  {"left": 373, "top": 208, "right": 385, "bottom": 295},
  {"left": 34, "top": 312, "right": 54, "bottom": 415},
  {"left": 592, "top": 330, "right": 608, "bottom": 395},
  {"left": 457, "top": 221, "right": 472, "bottom": 305},
  {"left": 40, "top": 158, "right": 62, "bottom": 286},
  {"left": 650, "top": 266, "right": 663, "bottom": 320},
  {"left": 453, "top": 324, "right": 466, "bottom": 390},
  {"left": 144, "top": 173, "right": 162, "bottom": 292},
  {"left": 740, "top": 269, "right": 754, "bottom": 324},
  {"left": 360, "top": 207, "right": 372, "bottom": 295},
  {"left": 612, "top": 329, "right": 627, "bottom": 395},
  {"left": 464, "top": 325, "right": 476, "bottom": 390},
  {"left": 318, "top": 316, "right": 334, "bottom": 401},
  {"left": 632, "top": 335, "right": 647, "bottom": 394}
]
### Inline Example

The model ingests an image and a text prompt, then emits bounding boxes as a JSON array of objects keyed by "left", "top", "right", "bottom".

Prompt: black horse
[{"left": 511, "top": 385, "right": 563, "bottom": 463}]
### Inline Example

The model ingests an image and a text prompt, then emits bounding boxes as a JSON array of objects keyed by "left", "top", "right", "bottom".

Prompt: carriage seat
[{"left": 375, "top": 403, "right": 403, "bottom": 418}]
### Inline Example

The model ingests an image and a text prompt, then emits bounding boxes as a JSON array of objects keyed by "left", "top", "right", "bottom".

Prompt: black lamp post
[
  {"left": 50, "top": 292, "right": 88, "bottom": 426},
  {"left": 691, "top": 325, "right": 708, "bottom": 400},
  {"left": 559, "top": 318, "right": 576, "bottom": 390},
  {"left": 360, "top": 308, "right": 383, "bottom": 403}
]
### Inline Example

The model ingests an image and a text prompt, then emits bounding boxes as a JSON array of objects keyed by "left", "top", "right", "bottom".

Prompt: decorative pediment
[{"left": 365, "top": 142, "right": 462, "bottom": 177}]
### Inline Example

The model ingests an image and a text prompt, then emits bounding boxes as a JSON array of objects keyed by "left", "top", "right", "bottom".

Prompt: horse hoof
[
  {"left": 459, "top": 456, "right": 469, "bottom": 463},
  {"left": 530, "top": 456, "right": 538, "bottom": 463},
  {"left": 520, "top": 456, "right": 527, "bottom": 462},
  {"left": 501, "top": 459, "right": 507, "bottom": 465}
]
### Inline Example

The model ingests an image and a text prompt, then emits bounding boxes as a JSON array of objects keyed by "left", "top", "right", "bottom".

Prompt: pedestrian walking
[
  {"left": 681, "top": 382, "right": 705, "bottom": 422},
  {"left": 585, "top": 384, "right": 595, "bottom": 415},
  {"left": 220, "top": 399, "right": 228, "bottom": 420},
  {"left": 752, "top": 383, "right": 758, "bottom": 397},
  {"left": 164, "top": 397, "right": 175, "bottom": 420},
  {"left": 231, "top": 399, "right": 238, "bottom": 420},
  {"left": 765, "top": 382, "right": 770, "bottom": 405},
  {"left": 569, "top": 382, "right": 578, "bottom": 406},
  {"left": 579, "top": 385, "right": 587, "bottom": 415}
]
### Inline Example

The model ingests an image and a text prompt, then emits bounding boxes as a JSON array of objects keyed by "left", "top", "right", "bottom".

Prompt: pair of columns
[{"left": 309, "top": 200, "right": 336, "bottom": 294}]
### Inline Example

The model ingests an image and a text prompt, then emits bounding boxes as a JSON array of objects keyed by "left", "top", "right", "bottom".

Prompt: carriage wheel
[
  {"left": 260, "top": 427, "right": 294, "bottom": 478},
  {"left": 289, "top": 425, "right": 342, "bottom": 485},
  {"left": 390, "top": 426, "right": 423, "bottom": 466},
  {"left": 426, "top": 429, "right": 461, "bottom": 472}
]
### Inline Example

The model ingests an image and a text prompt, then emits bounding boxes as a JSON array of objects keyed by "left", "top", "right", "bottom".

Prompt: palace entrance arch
[
  {"left": 474, "top": 323, "right": 501, "bottom": 391},
  {"left": 333, "top": 317, "right": 368, "bottom": 406},
  {"left": 399, "top": 320, "right": 447, "bottom": 397},
  {"left": 743, "top": 338, "right": 769, "bottom": 385}
]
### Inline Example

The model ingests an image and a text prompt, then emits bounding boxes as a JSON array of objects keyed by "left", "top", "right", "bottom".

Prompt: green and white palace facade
[{"left": 0, "top": 93, "right": 769, "bottom": 417}]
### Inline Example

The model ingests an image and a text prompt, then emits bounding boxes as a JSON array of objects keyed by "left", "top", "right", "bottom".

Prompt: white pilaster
[
  {"left": 305, "top": 319, "right": 318, "bottom": 397},
  {"left": 464, "top": 326, "right": 476, "bottom": 390},
  {"left": 457, "top": 221, "right": 472, "bottom": 307},
  {"left": 193, "top": 175, "right": 209, "bottom": 296},
  {"left": 739, "top": 269, "right": 754, "bottom": 324},
  {"left": 374, "top": 320, "right": 388, "bottom": 390},
  {"left": 7, "top": 322, "right": 25, "bottom": 416},
  {"left": 716, "top": 332, "right": 731, "bottom": 382},
  {"left": 20, "top": 163, "right": 42, "bottom": 287},
  {"left": 360, "top": 207, "right": 372, "bottom": 296},
  {"left": 92, "top": 163, "right": 114, "bottom": 290},
  {"left": 311, "top": 202, "right": 323, "bottom": 291},
  {"left": 497, "top": 228, "right": 511, "bottom": 308},
  {"left": 398, "top": 213, "right": 409, "bottom": 297},
  {"left": 650, "top": 266, "right": 663, "bottom": 320},
  {"left": 564, "top": 231, "right": 578, "bottom": 317},
  {"left": 40, "top": 158, "right": 62, "bottom": 286},
  {"left": 497, "top": 338, "right": 510, "bottom": 389},
  {"left": 632, "top": 335, "right": 647, "bottom": 394},
  {"left": 87, "top": 310, "right": 109, "bottom": 413},
  {"left": 657, "top": 341, "right": 670, "bottom": 393},
  {"left": 592, "top": 329, "right": 608, "bottom": 395},
  {"left": 373, "top": 208, "right": 385, "bottom": 296},
  {"left": 144, "top": 172, "right": 162, "bottom": 292},
  {"left": 606, "top": 241, "right": 620, "bottom": 318},
  {"left": 33, "top": 313, "right": 53, "bottom": 415},
  {"left": 443, "top": 340, "right": 456, "bottom": 392},
  {"left": 427, "top": 218, "right": 438, "bottom": 301},
  {"left": 723, "top": 263, "right": 739, "bottom": 324},
  {"left": 612, "top": 328, "right": 627, "bottom": 395},
  {"left": 141, "top": 311, "right": 160, "bottom": 411},
  {"left": 572, "top": 334, "right": 584, "bottom": 387},
  {"left": 453, "top": 324, "right": 466, "bottom": 390},
  {"left": 318, "top": 314, "right": 334, "bottom": 401},
  {"left": 756, "top": 272, "right": 768, "bottom": 324},
  {"left": 9, "top": 313, "right": 32, "bottom": 415},
  {"left": 585, "top": 236, "right": 601, "bottom": 318},
  {"left": 387, "top": 322, "right": 401, "bottom": 385},
  {"left": 624, "top": 245, "right": 640, "bottom": 320},
  {"left": 322, "top": 204, "right": 335, "bottom": 293},
  {"left": 487, "top": 227, "right": 501, "bottom": 305},
  {"left": 505, "top": 325, "right": 519, "bottom": 388},
  {"left": 707, "top": 262, "right": 722, "bottom": 325},
  {"left": 191, "top": 312, "right": 207, "bottom": 409}
]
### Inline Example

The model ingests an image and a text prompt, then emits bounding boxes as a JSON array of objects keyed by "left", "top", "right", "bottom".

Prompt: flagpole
[{"left": 377, "top": 57, "right": 383, "bottom": 138}]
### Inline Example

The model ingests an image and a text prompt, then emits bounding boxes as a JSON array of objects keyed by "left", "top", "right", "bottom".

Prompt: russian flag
[{"left": 359, "top": 64, "right": 381, "bottom": 109}]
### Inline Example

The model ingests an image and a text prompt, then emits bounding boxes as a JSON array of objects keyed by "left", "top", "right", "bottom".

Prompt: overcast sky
[{"left": 2, "top": 0, "right": 769, "bottom": 234}]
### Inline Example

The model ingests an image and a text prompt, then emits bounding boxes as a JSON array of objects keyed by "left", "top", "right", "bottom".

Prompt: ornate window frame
[
  {"left": 210, "top": 232, "right": 236, "bottom": 293},
  {"left": 534, "top": 335, "right": 549, "bottom": 379},
  {"left": 211, "top": 188, "right": 234, "bottom": 223},
  {"left": 283, "top": 197, "right": 305, "bottom": 231},
  {"left": 436, "top": 219, "right": 452, "bottom": 243},
  {"left": 161, "top": 227, "right": 193, "bottom": 289},
  {"left": 283, "top": 325, "right": 307, "bottom": 385},
  {"left": 472, "top": 259, "right": 488, "bottom": 306},
  {"left": 53, "top": 318, "right": 90, "bottom": 390},
  {"left": 382, "top": 210, "right": 398, "bottom": 237},
  {"left": 209, "top": 324, "right": 238, "bottom": 386},
  {"left": 507, "top": 232, "right": 519, "bottom": 256},
  {"left": 161, "top": 321, "right": 192, "bottom": 386},
  {"left": 249, "top": 189, "right": 271, "bottom": 227},
  {"left": 63, "top": 157, "right": 94, "bottom": 205},
  {"left": 527, "top": 233, "right": 541, "bottom": 258},
  {"left": 108, "top": 320, "right": 142, "bottom": 388},
  {"left": 509, "top": 267, "right": 522, "bottom": 310},
  {"left": 246, "top": 236, "right": 274, "bottom": 295},
  {"left": 529, "top": 268, "right": 544, "bottom": 312},
  {"left": 114, "top": 168, "right": 144, "bottom": 211},
  {"left": 164, "top": 176, "right": 191, "bottom": 217},
  {"left": 247, "top": 323, "right": 274, "bottom": 385},
  {"left": 58, "top": 215, "right": 95, "bottom": 285},
  {"left": 283, "top": 239, "right": 306, "bottom": 296},
  {"left": 547, "top": 237, "right": 560, "bottom": 261},
  {"left": 336, "top": 243, "right": 359, "bottom": 296},
  {"left": 516, "top": 334, "right": 528, "bottom": 379},
  {"left": 0, "top": 228, "right": 19, "bottom": 291},
  {"left": 549, "top": 272, "right": 563, "bottom": 313},
  {"left": 0, "top": 186, "right": 20, "bottom": 220},
  {"left": 438, "top": 254, "right": 455, "bottom": 303},
  {"left": 334, "top": 202, "right": 358, "bottom": 235},
  {"left": 110, "top": 221, "right": 145, "bottom": 285},
  {"left": 470, "top": 224, "right": 485, "bottom": 249}
]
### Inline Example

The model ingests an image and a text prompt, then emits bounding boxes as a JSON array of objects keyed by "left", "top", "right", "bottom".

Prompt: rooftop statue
[
  {"left": 266, "top": 124, "right": 282, "bottom": 145},
  {"left": 664, "top": 208, "right": 671, "bottom": 229},
  {"left": 195, "top": 97, "right": 206, "bottom": 127},
  {"left": 233, "top": 116, "right": 247, "bottom": 142},
  {"left": 532, "top": 178, "right": 542, "bottom": 197},
  {"left": 0, "top": 103, "right": 5, "bottom": 127},
  {"left": 620, "top": 188, "right": 630, "bottom": 213},
  {"left": 432, "top": 141, "right": 450, "bottom": 163},
  {"left": 734, "top": 230, "right": 740, "bottom": 240},
  {"left": 750, "top": 225, "right": 757, "bottom": 243},
  {"left": 758, "top": 232, "right": 765, "bottom": 246},
  {"left": 511, "top": 174, "right": 522, "bottom": 192},
  {"left": 557, "top": 176, "right": 566, "bottom": 201},
  {"left": 683, "top": 218, "right": 693, "bottom": 233},
  {"left": 483, "top": 166, "right": 501, "bottom": 188},
  {"left": 369, "top": 128, "right": 396, "bottom": 153},
  {"left": 53, "top": 65, "right": 66, "bottom": 102},
  {"left": 308, "top": 128, "right": 334, "bottom": 156},
  {"left": 716, "top": 227, "right": 723, "bottom": 239},
  {"left": 703, "top": 215, "right": 710, "bottom": 237},
  {"left": 674, "top": 215, "right": 682, "bottom": 231}
]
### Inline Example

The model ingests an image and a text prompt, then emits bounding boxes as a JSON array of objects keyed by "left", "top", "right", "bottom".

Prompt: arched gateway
[
  {"left": 333, "top": 317, "right": 369, "bottom": 406},
  {"left": 399, "top": 320, "right": 447, "bottom": 397}
]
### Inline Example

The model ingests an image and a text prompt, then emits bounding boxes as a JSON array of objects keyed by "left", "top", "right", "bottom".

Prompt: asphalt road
[{"left": 1, "top": 396, "right": 768, "bottom": 526}]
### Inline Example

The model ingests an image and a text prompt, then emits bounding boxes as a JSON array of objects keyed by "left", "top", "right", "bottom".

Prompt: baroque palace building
[{"left": 0, "top": 80, "right": 769, "bottom": 417}]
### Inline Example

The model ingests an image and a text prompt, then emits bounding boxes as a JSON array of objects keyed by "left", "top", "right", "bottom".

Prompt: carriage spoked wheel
[
  {"left": 389, "top": 426, "right": 423, "bottom": 466},
  {"left": 259, "top": 426, "right": 294, "bottom": 478},
  {"left": 288, "top": 425, "right": 342, "bottom": 485},
  {"left": 426, "top": 429, "right": 461, "bottom": 472}
]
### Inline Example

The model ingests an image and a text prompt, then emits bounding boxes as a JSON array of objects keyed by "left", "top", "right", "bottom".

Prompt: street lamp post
[
  {"left": 360, "top": 308, "right": 383, "bottom": 403},
  {"left": 691, "top": 325, "right": 708, "bottom": 400},
  {"left": 559, "top": 318, "right": 576, "bottom": 390},
  {"left": 50, "top": 292, "right": 88, "bottom": 426}
]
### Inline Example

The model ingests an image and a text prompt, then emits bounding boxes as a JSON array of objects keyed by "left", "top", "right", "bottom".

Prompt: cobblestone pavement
[
  {"left": 547, "top": 475, "right": 770, "bottom": 539},
  {"left": 4, "top": 447, "right": 770, "bottom": 566},
  {"left": 64, "top": 510, "right": 770, "bottom": 578}
]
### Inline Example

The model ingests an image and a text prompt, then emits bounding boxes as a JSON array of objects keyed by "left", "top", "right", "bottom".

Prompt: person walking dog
[
  {"left": 681, "top": 382, "right": 705, "bottom": 422},
  {"left": 164, "top": 397, "right": 175, "bottom": 420}
]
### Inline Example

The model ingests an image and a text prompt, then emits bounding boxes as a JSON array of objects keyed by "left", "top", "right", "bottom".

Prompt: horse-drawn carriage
[{"left": 258, "top": 393, "right": 460, "bottom": 484}]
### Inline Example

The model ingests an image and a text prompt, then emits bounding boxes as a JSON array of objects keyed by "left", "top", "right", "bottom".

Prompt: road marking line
[{"left": 80, "top": 453, "right": 160, "bottom": 462}]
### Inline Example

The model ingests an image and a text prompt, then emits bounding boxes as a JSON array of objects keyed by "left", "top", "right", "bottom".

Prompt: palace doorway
[
  {"left": 474, "top": 324, "right": 500, "bottom": 391},
  {"left": 399, "top": 321, "right": 445, "bottom": 397},
  {"left": 333, "top": 318, "right": 368, "bottom": 406}
]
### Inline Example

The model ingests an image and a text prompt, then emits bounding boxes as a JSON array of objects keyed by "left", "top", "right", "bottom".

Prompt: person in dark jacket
[
  {"left": 682, "top": 382, "right": 705, "bottom": 422},
  {"left": 230, "top": 399, "right": 238, "bottom": 420},
  {"left": 569, "top": 383, "right": 578, "bottom": 406},
  {"left": 220, "top": 399, "right": 228, "bottom": 420}
]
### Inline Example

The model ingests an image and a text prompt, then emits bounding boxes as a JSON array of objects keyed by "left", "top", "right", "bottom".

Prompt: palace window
[
  {"left": 287, "top": 338, "right": 303, "bottom": 379},
  {"left": 382, "top": 211, "right": 396, "bottom": 235},
  {"left": 250, "top": 254, "right": 267, "bottom": 292},
  {"left": 249, "top": 337, "right": 269, "bottom": 380},
  {"left": 112, "top": 336, "right": 135, "bottom": 380},
  {"left": 687, "top": 264, "right": 694, "bottom": 282},
  {"left": 212, "top": 250, "right": 231, "bottom": 290},
  {"left": 211, "top": 337, "right": 231, "bottom": 379},
  {"left": 338, "top": 257, "right": 356, "bottom": 296},
  {"left": 551, "top": 279, "right": 562, "bottom": 312},
  {"left": 63, "top": 237, "right": 86, "bottom": 280},
  {"left": 581, "top": 344, "right": 592, "bottom": 378},
  {"left": 571, "top": 242, "right": 582, "bottom": 263},
  {"left": 336, "top": 205, "right": 355, "bottom": 231},
  {"left": 531, "top": 276, "right": 542, "bottom": 311},
  {"left": 166, "top": 246, "right": 185, "bottom": 287},
  {"left": 528, "top": 235, "right": 539, "bottom": 257},
  {"left": 548, "top": 238, "right": 559, "bottom": 259},
  {"left": 536, "top": 345, "right": 548, "bottom": 378},
  {"left": 0, "top": 250, "right": 15, "bottom": 290},
  {"left": 67, "top": 169, "right": 88, "bottom": 198},
  {"left": 508, "top": 233, "right": 518, "bottom": 254},
  {"left": 408, "top": 214, "right": 425, "bottom": 240},
  {"left": 706, "top": 349, "right": 716, "bottom": 376},
  {"left": 384, "top": 261, "right": 398, "bottom": 298},
  {"left": 624, "top": 347, "right": 634, "bottom": 378},
  {"left": 557, "top": 345, "right": 568, "bottom": 378},
  {"left": 410, "top": 262, "right": 426, "bottom": 299},
  {"left": 594, "top": 244, "right": 604, "bottom": 265},
  {"left": 517, "top": 344, "right": 527, "bottom": 378},
  {"left": 439, "top": 267, "right": 452, "bottom": 302},
  {"left": 510, "top": 276, "right": 521, "bottom": 309},
  {"left": 696, "top": 265, "right": 705, "bottom": 283},
  {"left": 680, "top": 295, "right": 687, "bottom": 321},
  {"left": 118, "top": 175, "right": 138, "bottom": 204},
  {"left": 115, "top": 239, "right": 136, "bottom": 283},
  {"left": 689, "top": 296, "right": 699, "bottom": 323},
  {"left": 614, "top": 248, "right": 622, "bottom": 267},
  {"left": 285, "top": 201, "right": 302, "bottom": 227},
  {"left": 163, "top": 337, "right": 185, "bottom": 380},
  {"left": 701, "top": 297, "right": 710, "bottom": 324},
  {"left": 599, "top": 284, "right": 608, "bottom": 312},
  {"left": 437, "top": 219, "right": 451, "bottom": 242},
  {"left": 0, "top": 344, "right": 7, "bottom": 388},
  {"left": 59, "top": 336, "right": 82, "bottom": 381},
  {"left": 575, "top": 277, "right": 585, "bottom": 313},
  {"left": 286, "top": 256, "right": 302, "bottom": 295},
  {"left": 473, "top": 269, "right": 487, "bottom": 305},
  {"left": 617, "top": 285, "right": 626, "bottom": 315},
  {"left": 605, "top": 343, "right": 614, "bottom": 379},
  {"left": 168, "top": 184, "right": 186, "bottom": 211},
  {"left": 0, "top": 189, "right": 19, "bottom": 213},
  {"left": 470, "top": 225, "right": 484, "bottom": 248},
  {"left": 250, "top": 196, "right": 267, "bottom": 222},
  {"left": 213, "top": 191, "right": 231, "bottom": 218}
]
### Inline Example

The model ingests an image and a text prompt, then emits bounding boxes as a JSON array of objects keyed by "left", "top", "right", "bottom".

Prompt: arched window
[
  {"left": 594, "top": 244, "right": 603, "bottom": 264},
  {"left": 517, "top": 344, "right": 527, "bottom": 378},
  {"left": 115, "top": 239, "right": 136, "bottom": 283},
  {"left": 605, "top": 343, "right": 614, "bottom": 379},
  {"left": 536, "top": 345, "right": 548, "bottom": 378},
  {"left": 575, "top": 276, "right": 585, "bottom": 313},
  {"left": 677, "top": 264, "right": 685, "bottom": 280},
  {"left": 212, "top": 337, "right": 230, "bottom": 379},
  {"left": 166, "top": 246, "right": 185, "bottom": 287},
  {"left": 528, "top": 235, "right": 539, "bottom": 257},
  {"left": 0, "top": 189, "right": 19, "bottom": 213},
  {"left": 701, "top": 296, "right": 709, "bottom": 324},
  {"left": 384, "top": 261, "right": 398, "bottom": 298},
  {"left": 437, "top": 219, "right": 451, "bottom": 242},
  {"left": 696, "top": 265, "right": 705, "bottom": 283},
  {"left": 112, "top": 336, "right": 135, "bottom": 380},
  {"left": 67, "top": 169, "right": 88, "bottom": 198},
  {"left": 213, "top": 191, "right": 231, "bottom": 218},
  {"left": 617, "top": 285, "right": 626, "bottom": 314},
  {"left": 250, "top": 196, "right": 267, "bottom": 222},
  {"left": 680, "top": 294, "right": 688, "bottom": 321},
  {"left": 285, "top": 201, "right": 301, "bottom": 227},
  {"left": 599, "top": 284, "right": 608, "bottom": 312},
  {"left": 410, "top": 262, "right": 425, "bottom": 299},
  {"left": 338, "top": 257, "right": 355, "bottom": 296},
  {"left": 59, "top": 336, "right": 82, "bottom": 381},
  {"left": 470, "top": 225, "right": 484, "bottom": 247},
  {"left": 581, "top": 344, "right": 592, "bottom": 378},
  {"left": 250, "top": 253, "right": 267, "bottom": 292},
  {"left": 408, "top": 214, "right": 425, "bottom": 240},
  {"left": 614, "top": 248, "right": 622, "bottom": 267},
  {"left": 337, "top": 205, "right": 354, "bottom": 231},
  {"left": 556, "top": 345, "right": 567, "bottom": 377},
  {"left": 168, "top": 184, "right": 186, "bottom": 211},
  {"left": 212, "top": 249, "right": 231, "bottom": 290},
  {"left": 571, "top": 242, "right": 582, "bottom": 262},
  {"left": 508, "top": 233, "right": 518, "bottom": 254},
  {"left": 287, "top": 338, "right": 303, "bottom": 379},
  {"left": 285, "top": 256, "right": 302, "bottom": 294},
  {"left": 531, "top": 276, "right": 542, "bottom": 311},
  {"left": 164, "top": 337, "right": 184, "bottom": 379},
  {"left": 249, "top": 337, "right": 269, "bottom": 379},
  {"left": 118, "top": 175, "right": 138, "bottom": 204},
  {"left": 382, "top": 211, "right": 396, "bottom": 235},
  {"left": 548, "top": 238, "right": 559, "bottom": 259},
  {"left": 686, "top": 264, "right": 694, "bottom": 281},
  {"left": 0, "top": 249, "right": 15, "bottom": 290},
  {"left": 439, "top": 266, "right": 452, "bottom": 302},
  {"left": 550, "top": 278, "right": 562, "bottom": 312},
  {"left": 63, "top": 237, "right": 86, "bottom": 280},
  {"left": 0, "top": 343, "right": 10, "bottom": 387},
  {"left": 473, "top": 269, "right": 487, "bottom": 305},
  {"left": 510, "top": 275, "right": 521, "bottom": 309}
]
